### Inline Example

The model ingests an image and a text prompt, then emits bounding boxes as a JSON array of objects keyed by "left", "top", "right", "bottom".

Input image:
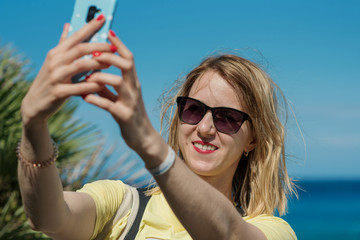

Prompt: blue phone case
[{"left": 69, "top": 0, "right": 118, "bottom": 82}]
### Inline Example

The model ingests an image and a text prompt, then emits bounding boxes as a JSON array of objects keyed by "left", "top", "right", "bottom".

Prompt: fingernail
[
  {"left": 81, "top": 94, "right": 88, "bottom": 99},
  {"left": 85, "top": 74, "right": 92, "bottom": 81},
  {"left": 63, "top": 23, "right": 69, "bottom": 30},
  {"left": 104, "top": 64, "right": 111, "bottom": 69},
  {"left": 96, "top": 14, "right": 104, "bottom": 21},
  {"left": 110, "top": 44, "right": 117, "bottom": 53},
  {"left": 92, "top": 51, "right": 102, "bottom": 57},
  {"left": 109, "top": 30, "right": 116, "bottom": 37}
]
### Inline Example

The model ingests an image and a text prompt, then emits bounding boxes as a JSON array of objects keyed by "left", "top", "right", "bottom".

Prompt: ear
[{"left": 245, "top": 134, "right": 256, "bottom": 153}]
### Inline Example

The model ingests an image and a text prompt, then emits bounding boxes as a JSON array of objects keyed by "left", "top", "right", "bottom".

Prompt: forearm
[
  {"left": 18, "top": 121, "right": 69, "bottom": 233},
  {"left": 138, "top": 135, "right": 261, "bottom": 240},
  {"left": 156, "top": 159, "right": 245, "bottom": 239}
]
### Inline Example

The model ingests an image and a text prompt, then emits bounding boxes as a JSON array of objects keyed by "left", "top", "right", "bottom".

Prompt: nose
[{"left": 196, "top": 111, "right": 216, "bottom": 137}]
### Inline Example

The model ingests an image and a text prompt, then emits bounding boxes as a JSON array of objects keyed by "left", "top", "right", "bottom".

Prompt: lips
[{"left": 192, "top": 141, "right": 218, "bottom": 153}]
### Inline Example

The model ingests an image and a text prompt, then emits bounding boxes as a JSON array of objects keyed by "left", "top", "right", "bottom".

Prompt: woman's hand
[
  {"left": 21, "top": 16, "right": 113, "bottom": 127},
  {"left": 82, "top": 31, "right": 159, "bottom": 155},
  {"left": 18, "top": 18, "right": 115, "bottom": 239}
]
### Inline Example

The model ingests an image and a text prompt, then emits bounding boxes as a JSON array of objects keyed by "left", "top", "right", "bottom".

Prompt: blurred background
[{"left": 0, "top": 0, "right": 359, "bottom": 239}]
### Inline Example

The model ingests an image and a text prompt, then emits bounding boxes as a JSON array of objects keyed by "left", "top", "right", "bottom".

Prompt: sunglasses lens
[
  {"left": 213, "top": 108, "right": 244, "bottom": 134},
  {"left": 179, "top": 98, "right": 205, "bottom": 124},
  {"left": 177, "top": 97, "right": 248, "bottom": 134}
]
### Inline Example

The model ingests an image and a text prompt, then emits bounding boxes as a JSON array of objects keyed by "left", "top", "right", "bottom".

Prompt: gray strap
[{"left": 123, "top": 188, "right": 150, "bottom": 240}]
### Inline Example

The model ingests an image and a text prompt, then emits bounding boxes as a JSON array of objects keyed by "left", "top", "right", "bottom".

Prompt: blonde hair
[{"left": 155, "top": 54, "right": 296, "bottom": 217}]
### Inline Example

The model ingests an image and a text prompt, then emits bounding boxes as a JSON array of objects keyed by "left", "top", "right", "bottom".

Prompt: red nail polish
[
  {"left": 92, "top": 51, "right": 102, "bottom": 57},
  {"left": 110, "top": 44, "right": 117, "bottom": 53},
  {"left": 109, "top": 30, "right": 116, "bottom": 37},
  {"left": 96, "top": 14, "right": 104, "bottom": 21},
  {"left": 85, "top": 74, "right": 92, "bottom": 81},
  {"left": 81, "top": 94, "right": 88, "bottom": 99}
]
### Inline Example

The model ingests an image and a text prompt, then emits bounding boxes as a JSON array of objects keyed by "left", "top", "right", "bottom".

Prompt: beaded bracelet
[
  {"left": 147, "top": 146, "right": 176, "bottom": 176},
  {"left": 17, "top": 139, "right": 59, "bottom": 168}
]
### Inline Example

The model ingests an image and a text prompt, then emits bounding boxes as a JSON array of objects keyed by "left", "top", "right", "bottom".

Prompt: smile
[{"left": 193, "top": 141, "right": 218, "bottom": 153}]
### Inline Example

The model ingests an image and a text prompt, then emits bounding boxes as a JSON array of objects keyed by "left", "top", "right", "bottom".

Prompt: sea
[{"left": 283, "top": 179, "right": 360, "bottom": 239}]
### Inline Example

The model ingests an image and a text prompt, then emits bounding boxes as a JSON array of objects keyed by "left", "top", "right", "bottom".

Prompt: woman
[{"left": 18, "top": 15, "right": 297, "bottom": 239}]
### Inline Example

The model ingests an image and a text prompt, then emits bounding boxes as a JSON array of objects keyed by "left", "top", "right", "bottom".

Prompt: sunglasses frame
[{"left": 176, "top": 96, "right": 250, "bottom": 134}]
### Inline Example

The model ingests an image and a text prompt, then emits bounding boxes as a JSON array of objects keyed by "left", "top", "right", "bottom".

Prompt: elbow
[
  {"left": 27, "top": 217, "right": 64, "bottom": 234},
  {"left": 27, "top": 218, "right": 51, "bottom": 233},
  {"left": 28, "top": 218, "right": 39, "bottom": 231},
  {"left": 27, "top": 218, "right": 49, "bottom": 232}
]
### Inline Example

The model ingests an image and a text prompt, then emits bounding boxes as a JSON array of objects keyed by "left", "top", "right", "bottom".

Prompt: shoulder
[
  {"left": 76, "top": 180, "right": 127, "bottom": 212},
  {"left": 77, "top": 179, "right": 127, "bottom": 195},
  {"left": 76, "top": 180, "right": 129, "bottom": 239},
  {"left": 243, "top": 214, "right": 297, "bottom": 240}
]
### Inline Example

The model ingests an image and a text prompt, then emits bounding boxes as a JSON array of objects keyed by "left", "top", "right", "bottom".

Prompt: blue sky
[{"left": 1, "top": 0, "right": 359, "bottom": 180}]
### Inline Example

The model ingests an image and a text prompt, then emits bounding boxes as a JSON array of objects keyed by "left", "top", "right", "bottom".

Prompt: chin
[{"left": 187, "top": 161, "right": 218, "bottom": 176}]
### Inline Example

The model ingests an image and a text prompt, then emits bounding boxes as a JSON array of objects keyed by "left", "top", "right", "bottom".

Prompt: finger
[
  {"left": 61, "top": 14, "right": 106, "bottom": 51},
  {"left": 83, "top": 93, "right": 115, "bottom": 112},
  {"left": 87, "top": 72, "right": 123, "bottom": 89},
  {"left": 52, "top": 58, "right": 109, "bottom": 83},
  {"left": 59, "top": 23, "right": 70, "bottom": 44},
  {"left": 52, "top": 82, "right": 104, "bottom": 98},
  {"left": 97, "top": 86, "right": 118, "bottom": 102},
  {"left": 61, "top": 42, "right": 114, "bottom": 64},
  {"left": 108, "top": 30, "right": 133, "bottom": 60},
  {"left": 93, "top": 52, "right": 139, "bottom": 89},
  {"left": 92, "top": 52, "right": 133, "bottom": 72}
]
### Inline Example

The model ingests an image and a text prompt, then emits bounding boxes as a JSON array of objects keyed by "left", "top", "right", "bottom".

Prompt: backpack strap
[
  {"left": 95, "top": 185, "right": 134, "bottom": 240},
  {"left": 118, "top": 186, "right": 140, "bottom": 240},
  {"left": 123, "top": 188, "right": 151, "bottom": 240},
  {"left": 95, "top": 186, "right": 151, "bottom": 240},
  {"left": 236, "top": 205, "right": 245, "bottom": 216}
]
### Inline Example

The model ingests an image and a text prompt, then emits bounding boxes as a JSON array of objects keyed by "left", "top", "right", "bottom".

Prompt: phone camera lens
[{"left": 86, "top": 6, "right": 101, "bottom": 22}]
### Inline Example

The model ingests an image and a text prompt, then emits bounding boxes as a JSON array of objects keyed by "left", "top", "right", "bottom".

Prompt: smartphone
[{"left": 69, "top": 0, "right": 118, "bottom": 83}]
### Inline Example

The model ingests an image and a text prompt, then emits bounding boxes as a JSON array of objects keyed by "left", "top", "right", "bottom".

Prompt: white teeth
[{"left": 194, "top": 142, "right": 216, "bottom": 151}]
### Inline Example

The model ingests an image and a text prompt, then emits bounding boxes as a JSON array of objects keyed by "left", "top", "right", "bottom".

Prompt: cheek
[
  {"left": 239, "top": 122, "right": 254, "bottom": 143},
  {"left": 224, "top": 137, "right": 243, "bottom": 156},
  {"left": 178, "top": 124, "right": 196, "bottom": 158},
  {"left": 178, "top": 123, "right": 193, "bottom": 139},
  {"left": 228, "top": 130, "right": 251, "bottom": 155}
]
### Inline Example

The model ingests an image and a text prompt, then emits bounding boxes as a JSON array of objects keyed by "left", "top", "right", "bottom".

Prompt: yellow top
[{"left": 77, "top": 180, "right": 297, "bottom": 240}]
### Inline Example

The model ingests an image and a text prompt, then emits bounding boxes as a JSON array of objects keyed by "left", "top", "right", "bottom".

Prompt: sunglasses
[{"left": 176, "top": 96, "right": 250, "bottom": 134}]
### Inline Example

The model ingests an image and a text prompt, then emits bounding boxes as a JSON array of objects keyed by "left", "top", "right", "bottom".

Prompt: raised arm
[
  {"left": 84, "top": 32, "right": 267, "bottom": 240},
  {"left": 18, "top": 16, "right": 114, "bottom": 239}
]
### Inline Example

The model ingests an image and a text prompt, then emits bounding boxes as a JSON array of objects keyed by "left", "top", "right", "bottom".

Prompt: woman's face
[{"left": 178, "top": 70, "right": 255, "bottom": 183}]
